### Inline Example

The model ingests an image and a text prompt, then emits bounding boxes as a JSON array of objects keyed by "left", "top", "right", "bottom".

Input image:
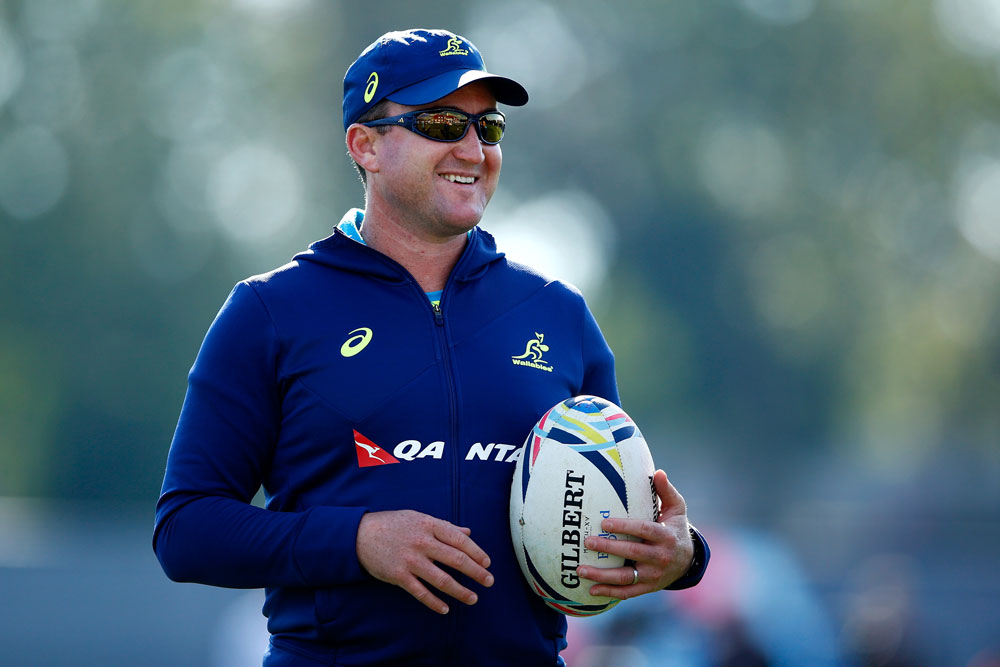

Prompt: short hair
[{"left": 350, "top": 100, "right": 393, "bottom": 187}]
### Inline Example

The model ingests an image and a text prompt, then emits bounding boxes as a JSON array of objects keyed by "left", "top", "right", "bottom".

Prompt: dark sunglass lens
[
  {"left": 415, "top": 111, "right": 469, "bottom": 141},
  {"left": 479, "top": 113, "right": 505, "bottom": 144}
]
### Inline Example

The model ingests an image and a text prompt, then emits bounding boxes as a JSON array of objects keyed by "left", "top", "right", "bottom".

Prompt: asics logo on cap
[{"left": 364, "top": 72, "right": 378, "bottom": 103}]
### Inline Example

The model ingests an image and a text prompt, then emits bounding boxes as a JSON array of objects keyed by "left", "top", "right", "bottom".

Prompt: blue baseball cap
[{"left": 343, "top": 28, "right": 528, "bottom": 130}]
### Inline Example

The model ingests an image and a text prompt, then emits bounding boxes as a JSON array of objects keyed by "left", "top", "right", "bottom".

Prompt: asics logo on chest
[{"left": 341, "top": 327, "right": 373, "bottom": 357}]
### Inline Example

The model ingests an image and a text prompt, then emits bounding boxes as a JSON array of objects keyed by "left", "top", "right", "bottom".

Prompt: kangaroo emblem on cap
[{"left": 439, "top": 37, "right": 469, "bottom": 57}]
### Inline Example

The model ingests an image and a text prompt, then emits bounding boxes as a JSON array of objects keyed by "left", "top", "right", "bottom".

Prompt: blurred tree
[{"left": 0, "top": 0, "right": 997, "bottom": 505}]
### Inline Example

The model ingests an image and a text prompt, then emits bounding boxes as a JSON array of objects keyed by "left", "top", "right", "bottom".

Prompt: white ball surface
[{"left": 510, "top": 396, "right": 658, "bottom": 616}]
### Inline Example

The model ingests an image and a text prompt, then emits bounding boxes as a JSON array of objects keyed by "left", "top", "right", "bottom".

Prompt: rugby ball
[{"left": 509, "top": 395, "right": 658, "bottom": 616}]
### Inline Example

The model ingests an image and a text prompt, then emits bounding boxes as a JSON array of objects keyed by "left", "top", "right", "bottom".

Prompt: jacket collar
[{"left": 293, "top": 208, "right": 506, "bottom": 284}]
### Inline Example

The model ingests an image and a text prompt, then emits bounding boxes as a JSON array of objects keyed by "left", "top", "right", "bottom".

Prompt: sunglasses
[{"left": 362, "top": 108, "right": 506, "bottom": 145}]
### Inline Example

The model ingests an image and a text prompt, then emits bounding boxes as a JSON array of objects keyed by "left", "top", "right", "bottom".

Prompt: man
[{"left": 154, "top": 29, "right": 708, "bottom": 666}]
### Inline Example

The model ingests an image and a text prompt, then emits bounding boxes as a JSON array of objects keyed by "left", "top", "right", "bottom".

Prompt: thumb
[{"left": 654, "top": 469, "right": 687, "bottom": 519}]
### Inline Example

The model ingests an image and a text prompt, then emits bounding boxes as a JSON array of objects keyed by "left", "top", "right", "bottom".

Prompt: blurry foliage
[{"left": 1, "top": 0, "right": 998, "bottom": 502}]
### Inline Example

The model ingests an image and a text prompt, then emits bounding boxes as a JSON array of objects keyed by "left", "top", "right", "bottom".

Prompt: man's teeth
[{"left": 442, "top": 174, "right": 475, "bottom": 184}]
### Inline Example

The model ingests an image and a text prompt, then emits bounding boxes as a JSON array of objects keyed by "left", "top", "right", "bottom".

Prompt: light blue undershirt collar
[{"left": 337, "top": 208, "right": 444, "bottom": 307}]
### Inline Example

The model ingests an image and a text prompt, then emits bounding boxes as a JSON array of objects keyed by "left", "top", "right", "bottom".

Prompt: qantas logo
[
  {"left": 353, "top": 430, "right": 521, "bottom": 468},
  {"left": 353, "top": 430, "right": 399, "bottom": 467}
]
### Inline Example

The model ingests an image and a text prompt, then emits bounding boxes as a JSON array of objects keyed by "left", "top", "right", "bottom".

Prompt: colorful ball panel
[{"left": 510, "top": 396, "right": 658, "bottom": 616}]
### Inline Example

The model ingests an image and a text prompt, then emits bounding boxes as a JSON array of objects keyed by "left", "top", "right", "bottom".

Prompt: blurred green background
[{"left": 2, "top": 0, "right": 999, "bottom": 664}]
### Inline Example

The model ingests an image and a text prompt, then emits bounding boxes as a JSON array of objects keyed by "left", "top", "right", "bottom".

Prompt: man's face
[{"left": 367, "top": 82, "right": 502, "bottom": 241}]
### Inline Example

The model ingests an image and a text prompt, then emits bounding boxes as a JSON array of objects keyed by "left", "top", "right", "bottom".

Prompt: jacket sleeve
[
  {"left": 664, "top": 526, "right": 710, "bottom": 590},
  {"left": 152, "top": 282, "right": 368, "bottom": 589}
]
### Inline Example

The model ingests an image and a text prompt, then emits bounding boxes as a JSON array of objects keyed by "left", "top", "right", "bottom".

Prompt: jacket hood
[{"left": 293, "top": 209, "right": 507, "bottom": 285}]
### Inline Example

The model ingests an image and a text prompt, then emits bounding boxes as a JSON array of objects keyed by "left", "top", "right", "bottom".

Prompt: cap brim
[{"left": 386, "top": 69, "right": 528, "bottom": 107}]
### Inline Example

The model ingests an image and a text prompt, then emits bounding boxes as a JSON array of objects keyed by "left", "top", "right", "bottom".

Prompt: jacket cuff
[
  {"left": 663, "top": 524, "right": 710, "bottom": 590},
  {"left": 293, "top": 505, "right": 369, "bottom": 585}
]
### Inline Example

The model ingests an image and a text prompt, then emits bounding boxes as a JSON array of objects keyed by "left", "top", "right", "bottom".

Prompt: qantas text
[{"left": 392, "top": 440, "right": 522, "bottom": 463}]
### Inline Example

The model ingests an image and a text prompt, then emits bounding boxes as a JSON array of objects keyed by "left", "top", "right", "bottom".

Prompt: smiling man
[{"left": 153, "top": 29, "right": 708, "bottom": 666}]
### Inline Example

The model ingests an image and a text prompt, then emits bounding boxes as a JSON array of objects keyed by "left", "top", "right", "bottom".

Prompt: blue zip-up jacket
[{"left": 154, "top": 217, "right": 706, "bottom": 665}]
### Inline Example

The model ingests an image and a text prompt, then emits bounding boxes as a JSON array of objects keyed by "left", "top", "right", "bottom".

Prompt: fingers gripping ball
[{"left": 509, "top": 396, "right": 658, "bottom": 616}]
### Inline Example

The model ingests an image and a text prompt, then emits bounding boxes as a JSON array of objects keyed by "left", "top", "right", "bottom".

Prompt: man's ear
[{"left": 346, "top": 124, "right": 379, "bottom": 175}]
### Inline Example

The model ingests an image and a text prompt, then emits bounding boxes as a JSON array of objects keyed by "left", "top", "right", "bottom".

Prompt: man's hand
[
  {"left": 356, "top": 510, "right": 494, "bottom": 614},
  {"left": 577, "top": 469, "right": 694, "bottom": 599}
]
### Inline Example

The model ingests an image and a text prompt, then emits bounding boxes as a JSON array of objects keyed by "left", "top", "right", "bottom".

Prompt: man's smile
[{"left": 440, "top": 173, "right": 477, "bottom": 184}]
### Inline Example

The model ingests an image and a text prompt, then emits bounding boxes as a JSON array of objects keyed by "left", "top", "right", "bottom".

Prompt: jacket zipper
[
  {"left": 426, "top": 284, "right": 462, "bottom": 659},
  {"left": 348, "top": 230, "right": 477, "bottom": 656},
  {"left": 342, "top": 227, "right": 469, "bottom": 539},
  {"left": 429, "top": 296, "right": 460, "bottom": 531}
]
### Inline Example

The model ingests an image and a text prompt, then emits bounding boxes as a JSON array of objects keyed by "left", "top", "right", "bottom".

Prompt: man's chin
[{"left": 441, "top": 209, "right": 485, "bottom": 234}]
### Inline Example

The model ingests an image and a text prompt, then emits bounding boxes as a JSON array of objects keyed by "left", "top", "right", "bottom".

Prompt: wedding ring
[{"left": 631, "top": 566, "right": 639, "bottom": 586}]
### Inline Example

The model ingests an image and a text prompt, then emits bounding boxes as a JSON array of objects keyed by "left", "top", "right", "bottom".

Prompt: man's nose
[{"left": 451, "top": 125, "right": 486, "bottom": 163}]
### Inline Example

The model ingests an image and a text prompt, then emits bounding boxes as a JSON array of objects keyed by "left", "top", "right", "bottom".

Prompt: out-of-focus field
[{"left": 2, "top": 1, "right": 999, "bottom": 664}]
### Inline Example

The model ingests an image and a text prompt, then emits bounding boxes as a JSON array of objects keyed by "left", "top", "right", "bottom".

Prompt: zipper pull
[{"left": 432, "top": 301, "right": 444, "bottom": 325}]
